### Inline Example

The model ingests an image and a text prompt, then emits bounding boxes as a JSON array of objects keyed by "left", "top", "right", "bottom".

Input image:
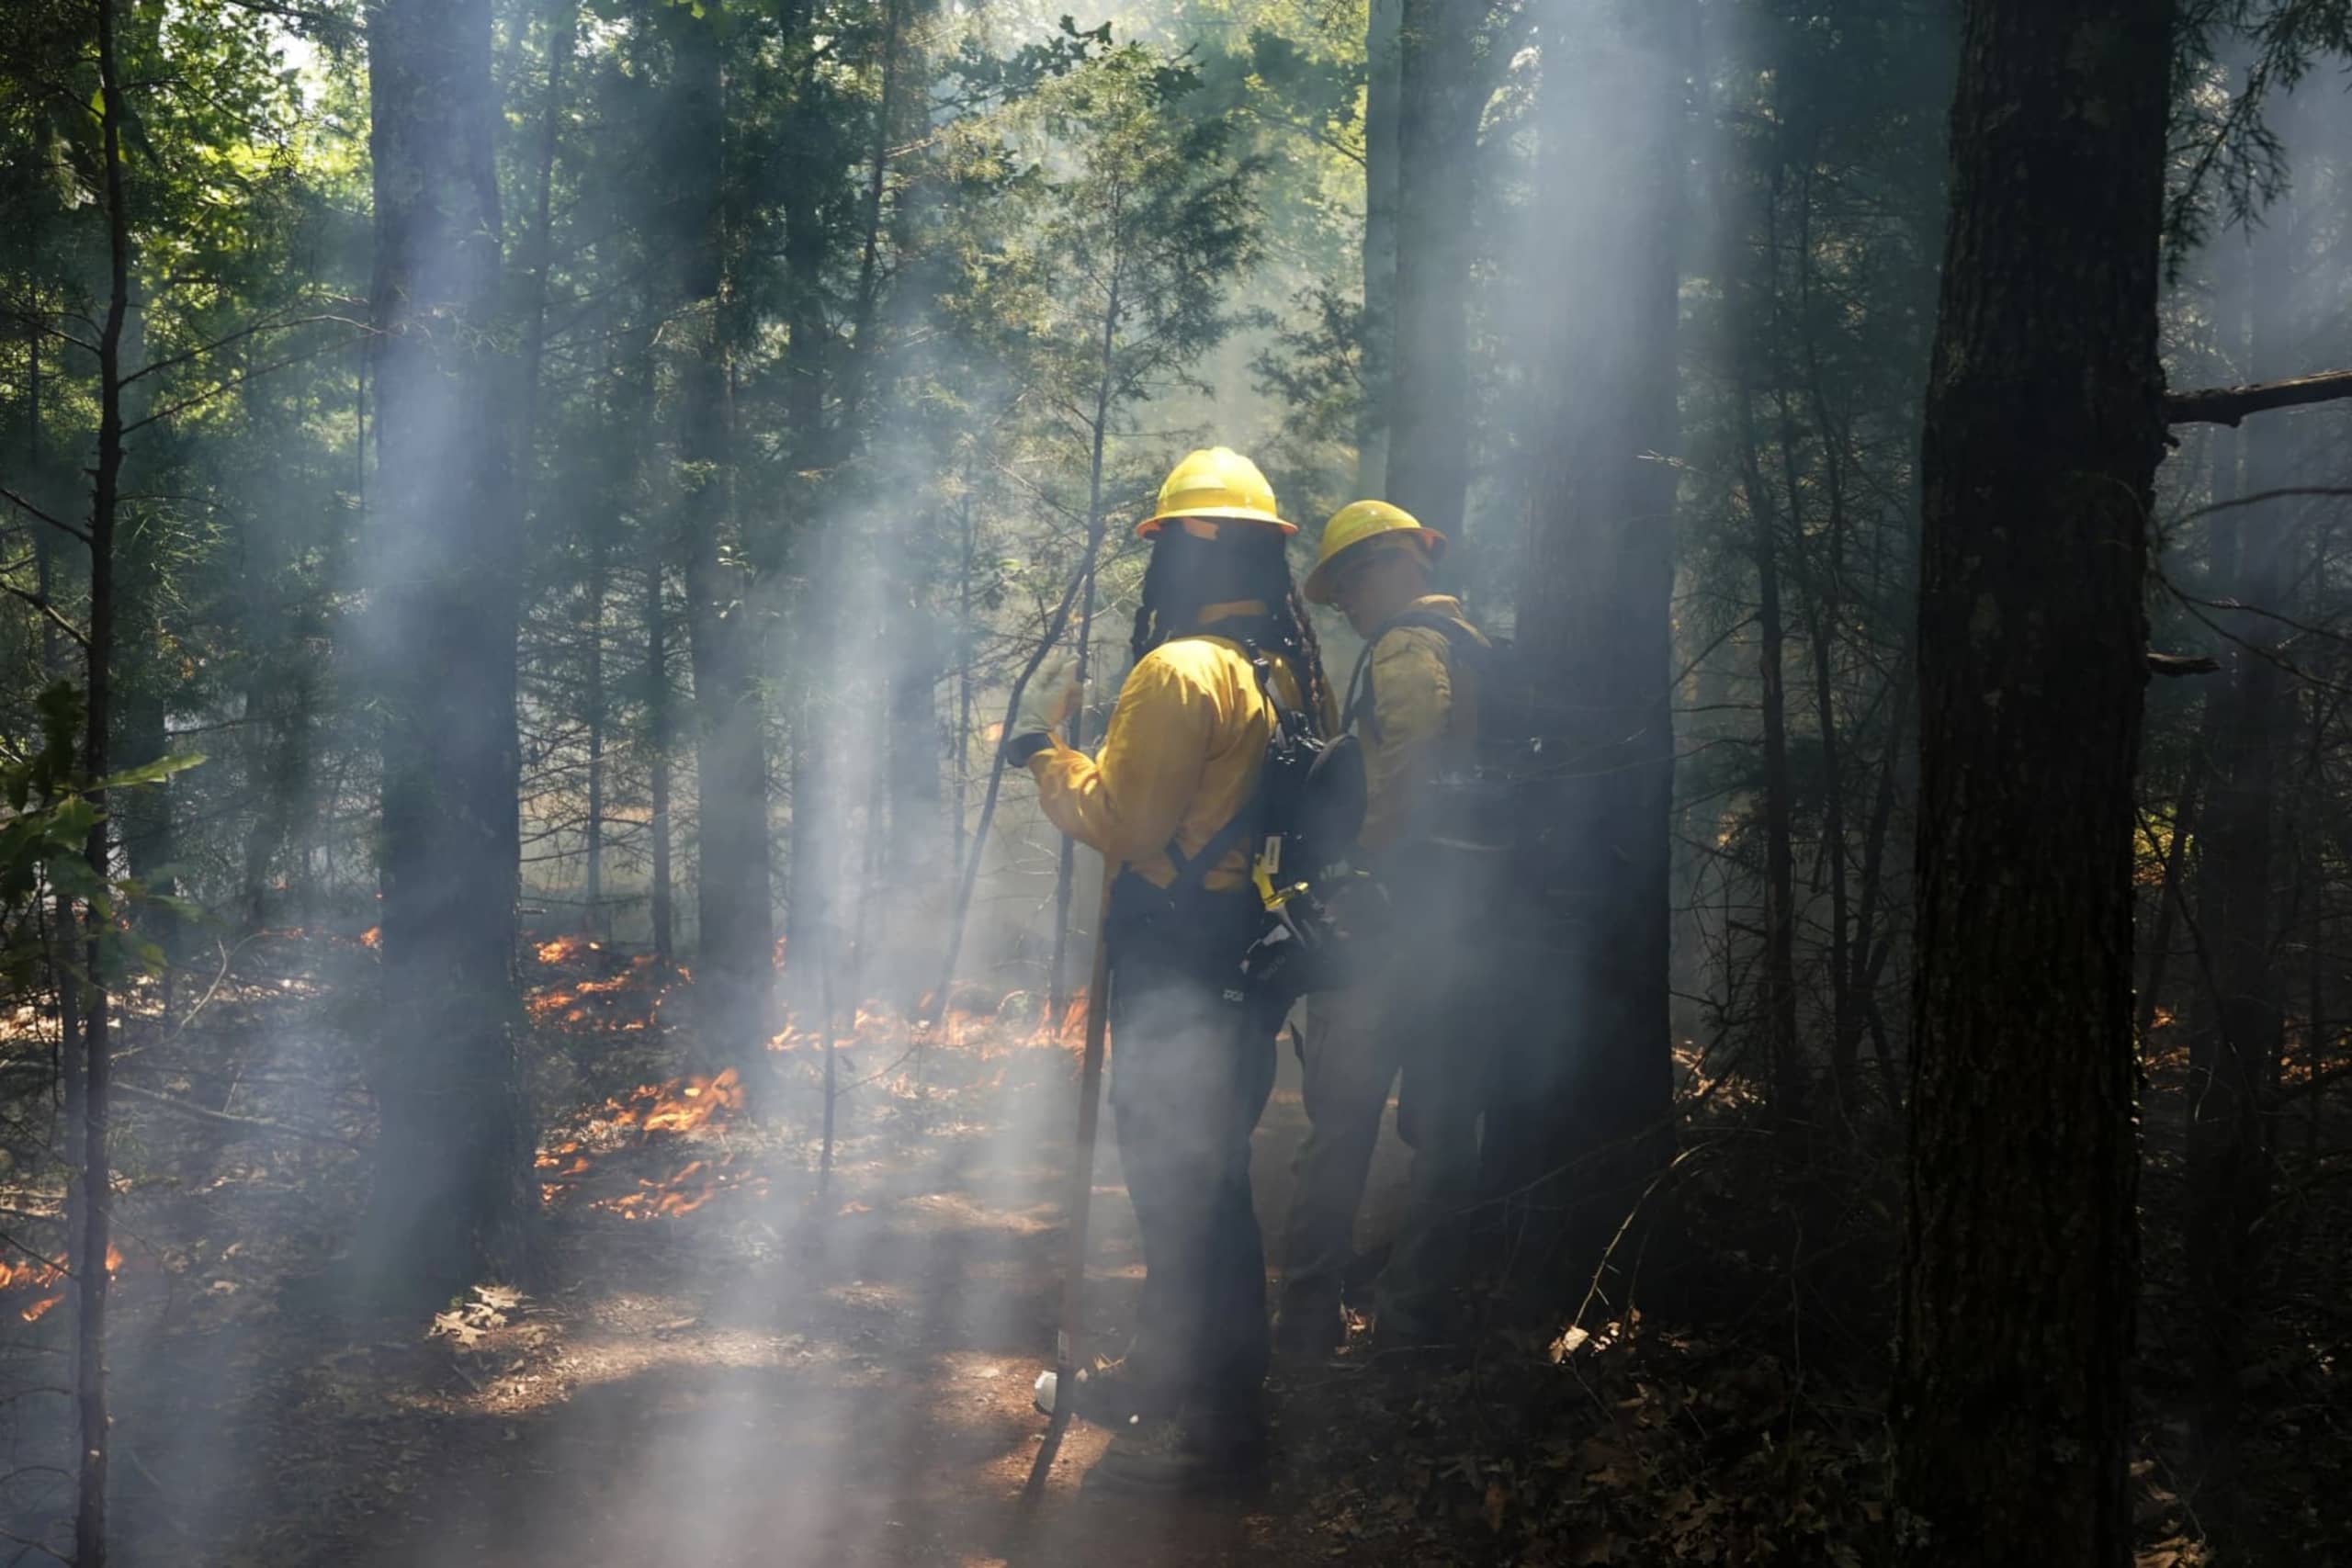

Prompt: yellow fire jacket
[
  {"left": 1354, "top": 595, "right": 1487, "bottom": 855},
  {"left": 1028, "top": 602, "right": 1327, "bottom": 893}
]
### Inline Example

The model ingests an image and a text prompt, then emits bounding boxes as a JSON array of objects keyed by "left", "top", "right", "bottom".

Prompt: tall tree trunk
[
  {"left": 1357, "top": 0, "right": 1403, "bottom": 498},
  {"left": 113, "top": 285, "right": 174, "bottom": 954},
  {"left": 952, "top": 491, "right": 975, "bottom": 886},
  {"left": 842, "top": 0, "right": 904, "bottom": 426},
  {"left": 2188, "top": 212, "right": 2296, "bottom": 1542},
  {"left": 673, "top": 15, "right": 775, "bottom": 1068},
  {"left": 777, "top": 33, "right": 834, "bottom": 1010},
  {"left": 76, "top": 6, "right": 131, "bottom": 1554},
  {"left": 1508, "top": 0, "right": 1690, "bottom": 1208},
  {"left": 1384, "top": 0, "right": 1484, "bottom": 540},
  {"left": 583, "top": 546, "right": 606, "bottom": 936},
  {"left": 514, "top": 0, "right": 575, "bottom": 509},
  {"left": 363, "top": 0, "right": 532, "bottom": 1303},
  {"left": 1749, "top": 447, "right": 1804, "bottom": 1123},
  {"left": 644, "top": 519, "right": 674, "bottom": 965},
  {"left": 1891, "top": 2, "right": 2172, "bottom": 1561},
  {"left": 1048, "top": 265, "right": 1121, "bottom": 1025},
  {"left": 1792, "top": 167, "right": 1860, "bottom": 1113},
  {"left": 1850, "top": 669, "right": 1909, "bottom": 1108}
]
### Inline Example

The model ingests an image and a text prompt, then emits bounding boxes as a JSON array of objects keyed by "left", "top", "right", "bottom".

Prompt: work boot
[
  {"left": 1082, "top": 1412, "right": 1268, "bottom": 1496},
  {"left": 1066, "top": 1354, "right": 1176, "bottom": 1428}
]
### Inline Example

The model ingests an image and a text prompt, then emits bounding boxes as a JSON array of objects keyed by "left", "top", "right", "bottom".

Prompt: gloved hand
[{"left": 1002, "top": 657, "right": 1080, "bottom": 767}]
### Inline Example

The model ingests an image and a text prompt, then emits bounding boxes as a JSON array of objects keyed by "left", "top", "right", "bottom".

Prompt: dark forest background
[{"left": 3, "top": 1, "right": 2350, "bottom": 1563}]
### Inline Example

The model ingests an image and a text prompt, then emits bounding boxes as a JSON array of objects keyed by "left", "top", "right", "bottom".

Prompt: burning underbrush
[
  {"left": 526, "top": 936, "right": 680, "bottom": 1034},
  {"left": 526, "top": 935, "right": 1091, "bottom": 1223},
  {"left": 536, "top": 1069, "right": 766, "bottom": 1220},
  {"left": 764, "top": 988, "right": 1090, "bottom": 1062},
  {"left": 0, "top": 1244, "right": 124, "bottom": 1324}
]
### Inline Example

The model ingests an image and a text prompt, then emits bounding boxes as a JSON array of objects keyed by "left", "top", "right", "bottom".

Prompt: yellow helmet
[
  {"left": 1136, "top": 446, "right": 1295, "bottom": 537},
  {"left": 1304, "top": 499, "right": 1447, "bottom": 604}
]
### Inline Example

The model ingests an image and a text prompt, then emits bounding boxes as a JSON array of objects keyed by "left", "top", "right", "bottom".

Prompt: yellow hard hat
[
  {"left": 1136, "top": 446, "right": 1295, "bottom": 537},
  {"left": 1304, "top": 499, "right": 1446, "bottom": 604}
]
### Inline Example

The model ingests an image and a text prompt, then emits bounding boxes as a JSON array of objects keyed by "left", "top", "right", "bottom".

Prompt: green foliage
[{"left": 0, "top": 682, "right": 203, "bottom": 996}]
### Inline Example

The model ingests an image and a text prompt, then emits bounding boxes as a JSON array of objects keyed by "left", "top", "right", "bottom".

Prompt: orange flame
[
  {"left": 640, "top": 1068, "right": 744, "bottom": 1134},
  {"left": 588, "top": 1155, "right": 768, "bottom": 1220},
  {"left": 536, "top": 1069, "right": 749, "bottom": 1213},
  {"left": 359, "top": 925, "right": 381, "bottom": 948},
  {"left": 2, "top": 1243, "right": 123, "bottom": 1320}
]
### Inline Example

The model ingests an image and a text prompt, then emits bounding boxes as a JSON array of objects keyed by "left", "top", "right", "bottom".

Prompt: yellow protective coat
[
  {"left": 1027, "top": 603, "right": 1326, "bottom": 893},
  {"left": 1354, "top": 594, "right": 1487, "bottom": 854}
]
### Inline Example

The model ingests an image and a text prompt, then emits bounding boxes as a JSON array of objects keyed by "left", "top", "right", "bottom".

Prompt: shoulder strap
[
  {"left": 1343, "top": 609, "right": 1482, "bottom": 742},
  {"left": 1162, "top": 636, "right": 1283, "bottom": 891}
]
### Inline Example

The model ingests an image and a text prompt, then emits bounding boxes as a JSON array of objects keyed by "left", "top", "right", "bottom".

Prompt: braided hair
[{"left": 1128, "top": 525, "right": 1332, "bottom": 736}]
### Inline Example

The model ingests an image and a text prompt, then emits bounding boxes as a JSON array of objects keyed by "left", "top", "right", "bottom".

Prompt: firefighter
[
  {"left": 1005, "top": 446, "right": 1331, "bottom": 1493},
  {"left": 1274, "top": 499, "right": 1488, "bottom": 1353}
]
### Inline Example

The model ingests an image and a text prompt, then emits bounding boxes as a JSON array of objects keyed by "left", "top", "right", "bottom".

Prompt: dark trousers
[
  {"left": 1105, "top": 882, "right": 1276, "bottom": 1428},
  {"left": 1280, "top": 982, "right": 1482, "bottom": 1335},
  {"left": 1280, "top": 851, "right": 1492, "bottom": 1335}
]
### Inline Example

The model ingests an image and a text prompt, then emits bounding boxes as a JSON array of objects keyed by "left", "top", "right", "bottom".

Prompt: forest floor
[
  {"left": 13, "top": 930, "right": 1443, "bottom": 1567},
  {"left": 6, "top": 930, "right": 2341, "bottom": 1566}
]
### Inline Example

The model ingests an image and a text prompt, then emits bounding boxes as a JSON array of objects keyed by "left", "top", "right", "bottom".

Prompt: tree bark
[
  {"left": 1891, "top": 3, "right": 2172, "bottom": 1562},
  {"left": 514, "top": 0, "right": 575, "bottom": 507},
  {"left": 1357, "top": 0, "right": 1403, "bottom": 499},
  {"left": 583, "top": 544, "right": 607, "bottom": 937},
  {"left": 644, "top": 510, "right": 674, "bottom": 966},
  {"left": 1506, "top": 0, "right": 1690, "bottom": 1205},
  {"left": 2165, "top": 367, "right": 2352, "bottom": 427},
  {"left": 1749, "top": 433, "right": 1804, "bottom": 1124},
  {"left": 77, "top": 5, "right": 132, "bottom": 1554},
  {"left": 1384, "top": 0, "right": 1485, "bottom": 541},
  {"left": 1048, "top": 266, "right": 1120, "bottom": 1025},
  {"left": 2188, "top": 212, "right": 2297, "bottom": 1542},
  {"left": 362, "top": 0, "right": 532, "bottom": 1303},
  {"left": 673, "top": 12, "right": 775, "bottom": 1067}
]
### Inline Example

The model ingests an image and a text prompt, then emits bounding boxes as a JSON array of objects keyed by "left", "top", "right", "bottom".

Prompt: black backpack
[
  {"left": 1114, "top": 631, "right": 1363, "bottom": 944},
  {"left": 1338, "top": 608, "right": 1583, "bottom": 954},
  {"left": 1162, "top": 633, "right": 1367, "bottom": 1018}
]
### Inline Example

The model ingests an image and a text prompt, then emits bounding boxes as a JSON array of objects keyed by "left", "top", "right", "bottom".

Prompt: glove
[{"left": 1003, "top": 657, "right": 1080, "bottom": 767}]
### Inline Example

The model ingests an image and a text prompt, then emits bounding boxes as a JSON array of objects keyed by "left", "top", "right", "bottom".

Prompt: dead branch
[
  {"left": 2165, "top": 369, "right": 2352, "bottom": 427},
  {"left": 111, "top": 1081, "right": 364, "bottom": 1148},
  {"left": 0, "top": 584, "right": 89, "bottom": 650},
  {"left": 0, "top": 488, "right": 93, "bottom": 547},
  {"left": 2147, "top": 650, "right": 2220, "bottom": 677}
]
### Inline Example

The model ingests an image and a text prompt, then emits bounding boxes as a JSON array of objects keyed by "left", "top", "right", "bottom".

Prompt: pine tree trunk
[
  {"left": 1749, "top": 448, "right": 1804, "bottom": 1123},
  {"left": 644, "top": 519, "right": 674, "bottom": 965},
  {"left": 952, "top": 492, "right": 975, "bottom": 886},
  {"left": 514, "top": 0, "right": 575, "bottom": 505},
  {"left": 1357, "top": 0, "right": 1403, "bottom": 498},
  {"left": 363, "top": 0, "right": 532, "bottom": 1304},
  {"left": 113, "top": 285, "right": 175, "bottom": 958},
  {"left": 777, "top": 32, "right": 834, "bottom": 1010},
  {"left": 1048, "top": 267, "right": 1121, "bottom": 1025},
  {"left": 76, "top": 6, "right": 131, "bottom": 1553},
  {"left": 1891, "top": 2, "right": 2172, "bottom": 1561},
  {"left": 1385, "top": 0, "right": 1481, "bottom": 540},
  {"left": 583, "top": 547, "right": 606, "bottom": 937},
  {"left": 1508, "top": 0, "right": 1690, "bottom": 1205},
  {"left": 2188, "top": 212, "right": 2296, "bottom": 1543},
  {"left": 673, "top": 13, "right": 775, "bottom": 1067}
]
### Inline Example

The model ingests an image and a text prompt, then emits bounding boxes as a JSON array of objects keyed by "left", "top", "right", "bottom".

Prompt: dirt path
[{"left": 340, "top": 1043, "right": 1408, "bottom": 1568}]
